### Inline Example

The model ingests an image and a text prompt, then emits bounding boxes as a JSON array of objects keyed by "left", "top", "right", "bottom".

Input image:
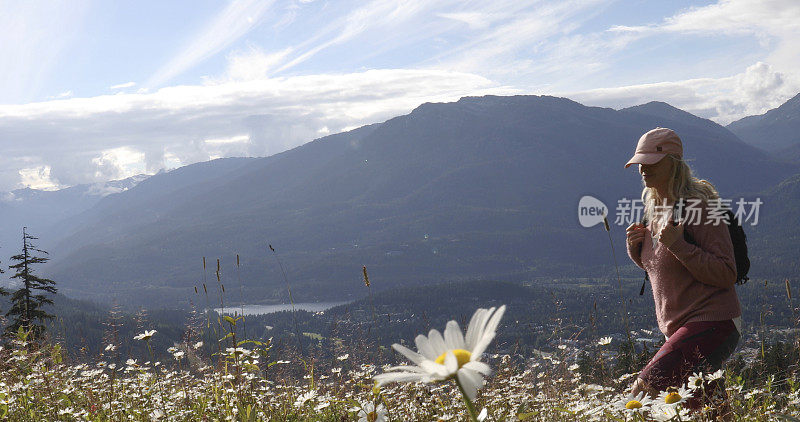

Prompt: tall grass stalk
[
  {"left": 237, "top": 254, "right": 246, "bottom": 338},
  {"left": 362, "top": 265, "right": 377, "bottom": 326},
  {"left": 602, "top": 216, "right": 633, "bottom": 348},
  {"left": 201, "top": 257, "right": 214, "bottom": 360},
  {"left": 216, "top": 258, "right": 226, "bottom": 359},
  {"left": 268, "top": 244, "right": 301, "bottom": 353}
]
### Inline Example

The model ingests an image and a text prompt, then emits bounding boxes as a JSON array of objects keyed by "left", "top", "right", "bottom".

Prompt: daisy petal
[
  {"left": 383, "top": 365, "right": 428, "bottom": 373},
  {"left": 444, "top": 320, "right": 464, "bottom": 350},
  {"left": 374, "top": 372, "right": 426, "bottom": 385},
  {"left": 482, "top": 306, "right": 506, "bottom": 343},
  {"left": 444, "top": 351, "right": 458, "bottom": 374},
  {"left": 465, "top": 308, "right": 489, "bottom": 349},
  {"left": 457, "top": 368, "right": 484, "bottom": 401},
  {"left": 472, "top": 306, "right": 505, "bottom": 357},
  {"left": 420, "top": 360, "right": 449, "bottom": 379},
  {"left": 471, "top": 332, "right": 496, "bottom": 359},
  {"left": 428, "top": 329, "right": 447, "bottom": 354},
  {"left": 415, "top": 334, "right": 437, "bottom": 360},
  {"left": 463, "top": 360, "right": 492, "bottom": 376},
  {"left": 392, "top": 343, "right": 425, "bottom": 366}
]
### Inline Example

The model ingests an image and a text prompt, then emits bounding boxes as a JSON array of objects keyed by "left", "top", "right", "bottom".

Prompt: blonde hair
[{"left": 641, "top": 154, "right": 719, "bottom": 222}]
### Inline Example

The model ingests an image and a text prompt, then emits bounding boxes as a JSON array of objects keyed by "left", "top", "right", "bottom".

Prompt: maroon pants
[{"left": 639, "top": 320, "right": 739, "bottom": 405}]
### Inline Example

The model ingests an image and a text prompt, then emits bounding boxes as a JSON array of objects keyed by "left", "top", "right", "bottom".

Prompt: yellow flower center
[
  {"left": 625, "top": 400, "right": 642, "bottom": 409},
  {"left": 434, "top": 349, "right": 472, "bottom": 368},
  {"left": 665, "top": 392, "right": 682, "bottom": 404}
]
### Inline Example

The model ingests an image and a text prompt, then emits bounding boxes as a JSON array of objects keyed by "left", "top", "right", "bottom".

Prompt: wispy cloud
[
  {"left": 145, "top": 0, "right": 276, "bottom": 88},
  {"left": 609, "top": 0, "right": 800, "bottom": 71},
  {"left": 109, "top": 82, "right": 136, "bottom": 90},
  {"left": 566, "top": 62, "right": 800, "bottom": 124},
  {"left": 610, "top": 0, "right": 800, "bottom": 35},
  {"left": 0, "top": 69, "right": 515, "bottom": 190},
  {"left": 422, "top": 0, "right": 610, "bottom": 85},
  {"left": 0, "top": 0, "right": 90, "bottom": 104},
  {"left": 271, "top": 0, "right": 435, "bottom": 74}
]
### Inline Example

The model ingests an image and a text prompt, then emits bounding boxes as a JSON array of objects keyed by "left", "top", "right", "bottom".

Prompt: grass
[
  {"left": 0, "top": 309, "right": 799, "bottom": 421},
  {"left": 1, "top": 250, "right": 797, "bottom": 420}
]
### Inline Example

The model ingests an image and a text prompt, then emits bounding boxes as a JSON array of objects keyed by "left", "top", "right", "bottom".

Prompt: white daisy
[
  {"left": 293, "top": 390, "right": 317, "bottom": 408},
  {"left": 597, "top": 336, "right": 612, "bottom": 346},
  {"left": 356, "top": 402, "right": 387, "bottom": 422},
  {"left": 650, "top": 402, "right": 691, "bottom": 422},
  {"left": 706, "top": 368, "right": 724, "bottom": 382},
  {"left": 613, "top": 391, "right": 654, "bottom": 414},
  {"left": 687, "top": 372, "right": 705, "bottom": 390},
  {"left": 374, "top": 305, "right": 506, "bottom": 400},
  {"left": 133, "top": 330, "right": 156, "bottom": 341},
  {"left": 655, "top": 385, "right": 693, "bottom": 408}
]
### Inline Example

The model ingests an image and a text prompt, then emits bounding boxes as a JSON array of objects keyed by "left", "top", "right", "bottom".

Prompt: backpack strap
[
  {"left": 639, "top": 214, "right": 648, "bottom": 296},
  {"left": 637, "top": 202, "right": 695, "bottom": 296}
]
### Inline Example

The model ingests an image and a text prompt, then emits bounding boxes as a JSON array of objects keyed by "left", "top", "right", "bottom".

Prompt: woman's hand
[
  {"left": 658, "top": 218, "right": 684, "bottom": 247},
  {"left": 626, "top": 223, "right": 646, "bottom": 249}
]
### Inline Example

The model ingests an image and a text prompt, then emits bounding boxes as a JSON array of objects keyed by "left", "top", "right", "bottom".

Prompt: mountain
[
  {"left": 776, "top": 142, "right": 800, "bottom": 163},
  {"left": 42, "top": 95, "right": 800, "bottom": 308},
  {"left": 746, "top": 173, "right": 800, "bottom": 277},
  {"left": 0, "top": 174, "right": 149, "bottom": 273},
  {"left": 727, "top": 93, "right": 800, "bottom": 153}
]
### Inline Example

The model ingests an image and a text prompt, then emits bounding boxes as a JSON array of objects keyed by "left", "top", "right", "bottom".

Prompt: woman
[{"left": 624, "top": 128, "right": 741, "bottom": 409}]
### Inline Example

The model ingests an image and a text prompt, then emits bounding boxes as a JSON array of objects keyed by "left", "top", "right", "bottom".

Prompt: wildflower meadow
[{"left": 0, "top": 297, "right": 799, "bottom": 421}]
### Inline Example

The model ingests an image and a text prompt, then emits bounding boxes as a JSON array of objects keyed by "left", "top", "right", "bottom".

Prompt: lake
[{"left": 214, "top": 301, "right": 350, "bottom": 316}]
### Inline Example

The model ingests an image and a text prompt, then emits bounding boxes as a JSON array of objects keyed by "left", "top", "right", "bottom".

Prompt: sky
[{"left": 1, "top": 0, "right": 799, "bottom": 192}]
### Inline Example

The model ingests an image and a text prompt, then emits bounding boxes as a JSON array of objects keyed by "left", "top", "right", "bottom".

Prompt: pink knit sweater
[{"left": 626, "top": 205, "right": 742, "bottom": 337}]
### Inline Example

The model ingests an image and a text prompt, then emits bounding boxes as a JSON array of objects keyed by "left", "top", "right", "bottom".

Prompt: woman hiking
[{"left": 624, "top": 128, "right": 741, "bottom": 414}]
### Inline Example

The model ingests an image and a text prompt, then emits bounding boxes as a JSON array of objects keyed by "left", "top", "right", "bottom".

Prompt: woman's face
[{"left": 639, "top": 156, "right": 673, "bottom": 193}]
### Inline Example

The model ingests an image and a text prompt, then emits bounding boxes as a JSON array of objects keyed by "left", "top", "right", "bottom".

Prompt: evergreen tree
[
  {"left": 5, "top": 227, "right": 57, "bottom": 340},
  {"left": 0, "top": 251, "right": 6, "bottom": 307}
]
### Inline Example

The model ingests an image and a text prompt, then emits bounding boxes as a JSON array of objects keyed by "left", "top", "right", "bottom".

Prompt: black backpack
[{"left": 638, "top": 204, "right": 750, "bottom": 295}]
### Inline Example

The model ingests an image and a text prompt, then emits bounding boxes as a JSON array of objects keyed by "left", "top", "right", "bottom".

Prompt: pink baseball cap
[{"left": 624, "top": 127, "right": 683, "bottom": 168}]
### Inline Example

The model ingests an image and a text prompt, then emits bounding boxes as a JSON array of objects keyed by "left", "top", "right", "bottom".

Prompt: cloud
[
  {"left": 223, "top": 47, "right": 294, "bottom": 81},
  {"left": 0, "top": 0, "right": 90, "bottom": 104},
  {"left": 91, "top": 147, "right": 146, "bottom": 180},
  {"left": 18, "top": 165, "right": 62, "bottom": 191},
  {"left": 48, "top": 91, "right": 74, "bottom": 100},
  {"left": 649, "top": 0, "right": 800, "bottom": 35},
  {"left": 566, "top": 62, "right": 800, "bottom": 124},
  {"left": 425, "top": 0, "right": 610, "bottom": 84},
  {"left": 145, "top": 0, "right": 275, "bottom": 88},
  {"left": 609, "top": 0, "right": 800, "bottom": 71},
  {"left": 0, "top": 69, "right": 515, "bottom": 191},
  {"left": 0, "top": 191, "right": 16, "bottom": 203},
  {"left": 436, "top": 12, "right": 492, "bottom": 30},
  {"left": 272, "top": 0, "right": 436, "bottom": 74},
  {"left": 109, "top": 82, "right": 136, "bottom": 90}
]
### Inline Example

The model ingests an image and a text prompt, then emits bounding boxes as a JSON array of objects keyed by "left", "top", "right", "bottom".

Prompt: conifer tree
[
  {"left": 5, "top": 227, "right": 57, "bottom": 340},
  {"left": 0, "top": 252, "right": 7, "bottom": 307}
]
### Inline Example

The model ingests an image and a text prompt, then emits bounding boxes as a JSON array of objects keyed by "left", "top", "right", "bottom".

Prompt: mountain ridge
[
  {"left": 727, "top": 93, "right": 800, "bottom": 152},
  {"left": 35, "top": 95, "right": 800, "bottom": 308}
]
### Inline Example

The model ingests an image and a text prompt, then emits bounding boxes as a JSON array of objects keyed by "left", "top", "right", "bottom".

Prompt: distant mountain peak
[
  {"left": 621, "top": 101, "right": 698, "bottom": 119},
  {"left": 412, "top": 94, "right": 587, "bottom": 113},
  {"left": 727, "top": 92, "right": 800, "bottom": 152},
  {"left": 2, "top": 174, "right": 150, "bottom": 202}
]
